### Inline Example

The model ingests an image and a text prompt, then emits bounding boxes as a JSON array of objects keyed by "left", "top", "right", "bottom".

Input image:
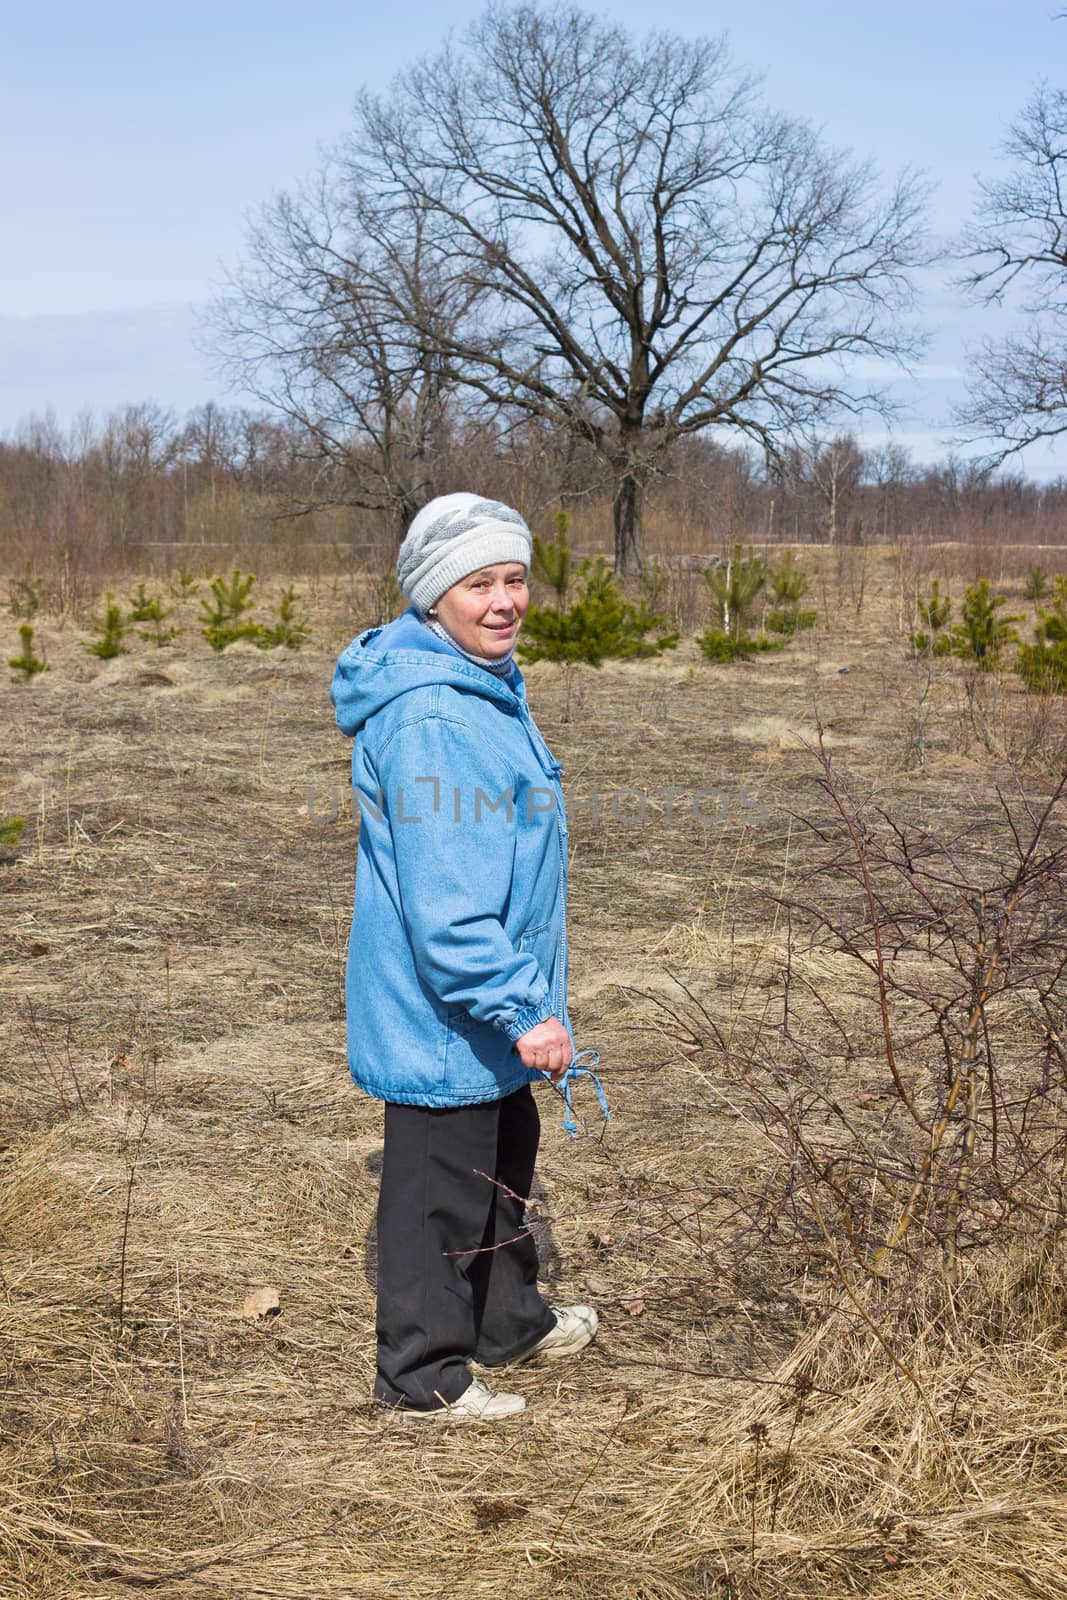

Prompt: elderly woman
[{"left": 331, "top": 493, "right": 598, "bottom": 1421}]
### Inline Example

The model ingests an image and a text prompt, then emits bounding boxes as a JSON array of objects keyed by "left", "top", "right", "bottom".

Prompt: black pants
[{"left": 375, "top": 1084, "right": 557, "bottom": 1409}]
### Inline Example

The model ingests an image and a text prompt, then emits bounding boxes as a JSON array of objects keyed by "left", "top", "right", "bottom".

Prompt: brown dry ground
[{"left": 2, "top": 544, "right": 1066, "bottom": 1598}]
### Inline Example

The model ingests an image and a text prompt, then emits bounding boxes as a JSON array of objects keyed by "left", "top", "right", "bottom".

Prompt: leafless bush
[
  {"left": 637, "top": 729, "right": 1067, "bottom": 1359},
  {"left": 833, "top": 542, "right": 868, "bottom": 615}
]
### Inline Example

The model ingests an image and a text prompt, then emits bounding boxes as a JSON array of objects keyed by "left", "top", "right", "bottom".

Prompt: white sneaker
[
  {"left": 402, "top": 1377, "right": 526, "bottom": 1422},
  {"left": 515, "top": 1305, "right": 599, "bottom": 1363}
]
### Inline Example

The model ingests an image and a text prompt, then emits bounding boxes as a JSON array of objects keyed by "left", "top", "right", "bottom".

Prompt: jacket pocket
[
  {"left": 519, "top": 919, "right": 560, "bottom": 1012},
  {"left": 445, "top": 1004, "right": 475, "bottom": 1040}
]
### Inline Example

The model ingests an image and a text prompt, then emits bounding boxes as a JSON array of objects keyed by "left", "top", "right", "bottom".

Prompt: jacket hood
[{"left": 330, "top": 606, "right": 524, "bottom": 738}]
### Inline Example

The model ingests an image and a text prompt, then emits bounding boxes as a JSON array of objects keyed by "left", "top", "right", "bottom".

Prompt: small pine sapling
[
  {"left": 1018, "top": 575, "right": 1067, "bottom": 692},
  {"left": 519, "top": 555, "right": 678, "bottom": 667},
  {"left": 766, "top": 551, "right": 817, "bottom": 634},
  {"left": 700, "top": 544, "right": 784, "bottom": 661},
  {"left": 127, "top": 583, "right": 158, "bottom": 622},
  {"left": 766, "top": 607, "right": 817, "bottom": 636},
  {"left": 7, "top": 566, "right": 43, "bottom": 619},
  {"left": 531, "top": 510, "right": 573, "bottom": 610},
  {"left": 704, "top": 544, "right": 767, "bottom": 640},
  {"left": 169, "top": 565, "right": 200, "bottom": 601},
  {"left": 572, "top": 558, "right": 679, "bottom": 661},
  {"left": 0, "top": 812, "right": 26, "bottom": 856},
  {"left": 199, "top": 569, "right": 262, "bottom": 651},
  {"left": 257, "top": 585, "right": 311, "bottom": 650},
  {"left": 909, "top": 578, "right": 953, "bottom": 657},
  {"left": 8, "top": 623, "right": 49, "bottom": 680},
  {"left": 136, "top": 596, "right": 181, "bottom": 647},
  {"left": 698, "top": 628, "right": 786, "bottom": 663},
  {"left": 950, "top": 578, "right": 1023, "bottom": 670},
  {"left": 84, "top": 597, "right": 129, "bottom": 659},
  {"left": 1023, "top": 565, "right": 1049, "bottom": 602}
]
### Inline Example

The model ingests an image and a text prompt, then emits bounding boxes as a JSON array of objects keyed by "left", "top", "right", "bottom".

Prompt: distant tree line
[{"left": 2, "top": 400, "right": 1066, "bottom": 570}]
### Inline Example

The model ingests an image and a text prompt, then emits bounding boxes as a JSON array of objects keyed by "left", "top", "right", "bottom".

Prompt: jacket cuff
[{"left": 496, "top": 997, "right": 555, "bottom": 1042}]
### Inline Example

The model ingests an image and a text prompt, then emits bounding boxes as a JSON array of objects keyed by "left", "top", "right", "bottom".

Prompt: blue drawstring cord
[{"left": 544, "top": 1049, "right": 610, "bottom": 1136}]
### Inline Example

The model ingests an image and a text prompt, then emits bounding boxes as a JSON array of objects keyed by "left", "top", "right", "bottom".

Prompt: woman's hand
[{"left": 515, "top": 1017, "right": 573, "bottom": 1082}]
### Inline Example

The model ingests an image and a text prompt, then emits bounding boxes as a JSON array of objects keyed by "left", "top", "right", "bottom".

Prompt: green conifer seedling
[
  {"left": 199, "top": 569, "right": 262, "bottom": 651},
  {"left": 702, "top": 628, "right": 786, "bottom": 663},
  {"left": 0, "top": 813, "right": 26, "bottom": 852},
  {"left": 909, "top": 578, "right": 953, "bottom": 657},
  {"left": 169, "top": 565, "right": 200, "bottom": 601},
  {"left": 1018, "top": 575, "right": 1067, "bottom": 692},
  {"left": 127, "top": 583, "right": 158, "bottom": 622},
  {"left": 765, "top": 551, "right": 817, "bottom": 634},
  {"left": 704, "top": 545, "right": 768, "bottom": 641},
  {"left": 84, "top": 597, "right": 129, "bottom": 659},
  {"left": 136, "top": 596, "right": 181, "bottom": 646},
  {"left": 950, "top": 579, "right": 1023, "bottom": 670},
  {"left": 8, "top": 623, "right": 49, "bottom": 680},
  {"left": 7, "top": 566, "right": 43, "bottom": 619},
  {"left": 519, "top": 555, "right": 678, "bottom": 667},
  {"left": 531, "top": 510, "right": 572, "bottom": 610},
  {"left": 1024, "top": 566, "right": 1049, "bottom": 602},
  {"left": 698, "top": 627, "right": 786, "bottom": 663},
  {"left": 768, "top": 551, "right": 809, "bottom": 605},
  {"left": 257, "top": 586, "right": 311, "bottom": 650},
  {"left": 766, "top": 606, "right": 818, "bottom": 636},
  {"left": 918, "top": 578, "right": 952, "bottom": 633},
  {"left": 699, "top": 545, "right": 790, "bottom": 660}
]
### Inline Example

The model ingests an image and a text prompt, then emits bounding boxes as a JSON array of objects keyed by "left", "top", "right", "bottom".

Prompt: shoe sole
[
  {"left": 394, "top": 1403, "right": 526, "bottom": 1423},
  {"left": 380, "top": 1393, "right": 527, "bottom": 1422},
  {"left": 514, "top": 1316, "right": 599, "bottom": 1365},
  {"left": 471, "top": 1310, "right": 600, "bottom": 1372},
  {"left": 515, "top": 1332, "right": 596, "bottom": 1363}
]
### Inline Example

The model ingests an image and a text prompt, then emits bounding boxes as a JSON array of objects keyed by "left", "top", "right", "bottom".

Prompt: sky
[{"left": 3, "top": 0, "right": 1065, "bottom": 478}]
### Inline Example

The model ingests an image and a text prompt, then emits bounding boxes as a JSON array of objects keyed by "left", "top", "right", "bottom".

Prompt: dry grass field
[{"left": 2, "top": 542, "right": 1066, "bottom": 1599}]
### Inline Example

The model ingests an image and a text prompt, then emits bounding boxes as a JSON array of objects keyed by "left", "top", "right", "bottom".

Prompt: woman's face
[{"left": 433, "top": 561, "right": 529, "bottom": 658}]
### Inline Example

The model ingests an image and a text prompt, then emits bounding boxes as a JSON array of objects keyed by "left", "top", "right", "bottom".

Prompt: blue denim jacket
[{"left": 330, "top": 608, "right": 572, "bottom": 1106}]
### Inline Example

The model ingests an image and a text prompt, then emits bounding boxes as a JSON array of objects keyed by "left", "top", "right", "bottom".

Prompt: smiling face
[{"left": 432, "top": 561, "right": 530, "bottom": 658}]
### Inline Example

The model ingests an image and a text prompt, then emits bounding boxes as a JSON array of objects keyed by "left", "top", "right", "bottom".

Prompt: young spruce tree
[
  {"left": 1018, "top": 575, "right": 1067, "bottom": 692},
  {"left": 8, "top": 624, "right": 49, "bottom": 680},
  {"left": 699, "top": 544, "right": 785, "bottom": 662},
  {"left": 519, "top": 512, "right": 677, "bottom": 718},
  {"left": 520, "top": 514, "right": 678, "bottom": 667}
]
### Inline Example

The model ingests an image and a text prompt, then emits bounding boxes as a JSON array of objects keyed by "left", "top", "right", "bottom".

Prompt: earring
[{"left": 428, "top": 607, "right": 437, "bottom": 617}]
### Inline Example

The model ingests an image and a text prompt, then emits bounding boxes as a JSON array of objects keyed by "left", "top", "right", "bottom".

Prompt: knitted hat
[{"left": 396, "top": 493, "right": 532, "bottom": 615}]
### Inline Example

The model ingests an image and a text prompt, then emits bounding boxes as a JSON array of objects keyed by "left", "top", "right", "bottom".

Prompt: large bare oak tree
[
  {"left": 352, "top": 3, "right": 928, "bottom": 570},
  {"left": 214, "top": 2, "right": 928, "bottom": 568}
]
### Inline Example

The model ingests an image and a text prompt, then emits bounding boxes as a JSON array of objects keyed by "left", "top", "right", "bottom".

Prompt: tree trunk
[
  {"left": 613, "top": 464, "right": 648, "bottom": 576},
  {"left": 393, "top": 473, "right": 432, "bottom": 546}
]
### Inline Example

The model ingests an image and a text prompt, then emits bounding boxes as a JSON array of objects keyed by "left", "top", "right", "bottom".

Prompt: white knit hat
[{"left": 396, "top": 493, "right": 532, "bottom": 615}]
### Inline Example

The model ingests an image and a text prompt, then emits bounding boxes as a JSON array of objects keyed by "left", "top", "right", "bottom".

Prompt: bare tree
[
  {"left": 210, "top": 181, "right": 478, "bottom": 541},
  {"left": 808, "top": 434, "right": 866, "bottom": 545},
  {"left": 352, "top": 3, "right": 929, "bottom": 571},
  {"left": 956, "top": 82, "right": 1067, "bottom": 466},
  {"left": 865, "top": 441, "right": 914, "bottom": 542},
  {"left": 97, "top": 403, "right": 181, "bottom": 546},
  {"left": 768, "top": 433, "right": 866, "bottom": 545}
]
